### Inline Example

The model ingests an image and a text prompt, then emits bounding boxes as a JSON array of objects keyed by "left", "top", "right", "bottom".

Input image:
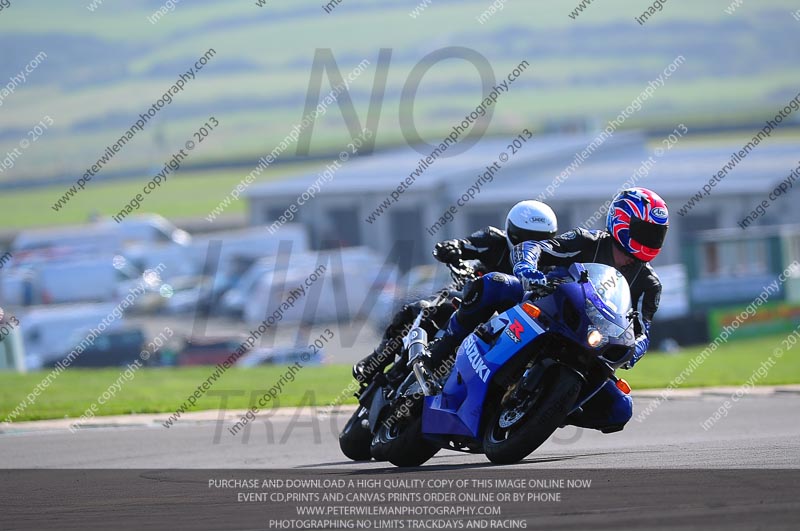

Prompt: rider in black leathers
[{"left": 352, "top": 200, "right": 558, "bottom": 383}]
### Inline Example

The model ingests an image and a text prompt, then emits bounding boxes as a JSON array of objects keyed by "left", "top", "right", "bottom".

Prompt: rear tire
[
  {"left": 370, "top": 396, "right": 439, "bottom": 467},
  {"left": 483, "top": 365, "right": 582, "bottom": 465},
  {"left": 371, "top": 416, "right": 440, "bottom": 467},
  {"left": 339, "top": 407, "right": 373, "bottom": 461}
]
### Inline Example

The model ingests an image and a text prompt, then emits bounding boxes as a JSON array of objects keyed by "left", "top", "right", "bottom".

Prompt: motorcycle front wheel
[{"left": 483, "top": 364, "right": 582, "bottom": 465}]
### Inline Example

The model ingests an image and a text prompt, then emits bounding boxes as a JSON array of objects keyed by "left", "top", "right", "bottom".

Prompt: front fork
[
  {"left": 513, "top": 359, "right": 587, "bottom": 406},
  {"left": 358, "top": 326, "right": 441, "bottom": 433}
]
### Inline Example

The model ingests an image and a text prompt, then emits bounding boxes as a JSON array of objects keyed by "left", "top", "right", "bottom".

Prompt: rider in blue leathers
[{"left": 426, "top": 188, "right": 669, "bottom": 432}]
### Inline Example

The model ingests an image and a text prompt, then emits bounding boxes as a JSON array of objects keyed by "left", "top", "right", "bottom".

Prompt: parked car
[
  {"left": 158, "top": 275, "right": 235, "bottom": 315},
  {"left": 177, "top": 336, "right": 247, "bottom": 366},
  {"left": 219, "top": 257, "right": 282, "bottom": 317},
  {"left": 50, "top": 327, "right": 146, "bottom": 368},
  {"left": 236, "top": 345, "right": 322, "bottom": 367}
]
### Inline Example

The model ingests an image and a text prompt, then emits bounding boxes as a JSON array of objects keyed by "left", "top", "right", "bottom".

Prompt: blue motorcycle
[{"left": 368, "top": 262, "right": 637, "bottom": 467}]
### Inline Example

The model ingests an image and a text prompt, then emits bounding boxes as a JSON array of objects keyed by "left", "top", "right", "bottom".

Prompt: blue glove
[
  {"left": 514, "top": 265, "right": 547, "bottom": 291},
  {"left": 622, "top": 335, "right": 648, "bottom": 369},
  {"left": 621, "top": 351, "right": 636, "bottom": 370}
]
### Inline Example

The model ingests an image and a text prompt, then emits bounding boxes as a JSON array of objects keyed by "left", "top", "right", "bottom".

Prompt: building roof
[
  {"left": 245, "top": 131, "right": 644, "bottom": 197},
  {"left": 474, "top": 138, "right": 800, "bottom": 204},
  {"left": 245, "top": 130, "right": 800, "bottom": 203}
]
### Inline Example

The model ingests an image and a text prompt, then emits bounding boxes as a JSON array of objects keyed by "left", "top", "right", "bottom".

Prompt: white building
[{"left": 245, "top": 130, "right": 800, "bottom": 272}]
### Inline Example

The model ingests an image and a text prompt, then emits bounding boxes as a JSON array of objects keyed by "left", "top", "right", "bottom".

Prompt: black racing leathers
[
  {"left": 354, "top": 226, "right": 512, "bottom": 381},
  {"left": 455, "top": 226, "right": 513, "bottom": 274}
]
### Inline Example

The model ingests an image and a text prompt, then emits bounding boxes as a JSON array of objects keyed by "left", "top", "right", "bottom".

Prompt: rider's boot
[
  {"left": 563, "top": 379, "right": 632, "bottom": 433},
  {"left": 352, "top": 336, "right": 401, "bottom": 383},
  {"left": 425, "top": 314, "right": 470, "bottom": 376},
  {"left": 352, "top": 303, "right": 422, "bottom": 383}
]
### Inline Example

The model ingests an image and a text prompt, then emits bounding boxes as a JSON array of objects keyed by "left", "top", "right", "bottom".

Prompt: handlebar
[
  {"left": 446, "top": 260, "right": 478, "bottom": 291},
  {"left": 445, "top": 261, "right": 566, "bottom": 296},
  {"left": 526, "top": 271, "right": 568, "bottom": 298}
]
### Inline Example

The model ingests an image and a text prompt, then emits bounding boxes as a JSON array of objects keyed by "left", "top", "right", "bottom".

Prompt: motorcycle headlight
[
  {"left": 587, "top": 328, "right": 607, "bottom": 348},
  {"left": 585, "top": 300, "right": 627, "bottom": 339}
]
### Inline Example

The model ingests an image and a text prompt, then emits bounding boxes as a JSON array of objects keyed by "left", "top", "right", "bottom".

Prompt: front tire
[
  {"left": 339, "top": 406, "right": 373, "bottom": 461},
  {"left": 483, "top": 365, "right": 582, "bottom": 465}
]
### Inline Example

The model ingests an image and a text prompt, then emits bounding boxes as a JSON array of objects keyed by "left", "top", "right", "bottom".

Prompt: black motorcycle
[{"left": 339, "top": 261, "right": 476, "bottom": 461}]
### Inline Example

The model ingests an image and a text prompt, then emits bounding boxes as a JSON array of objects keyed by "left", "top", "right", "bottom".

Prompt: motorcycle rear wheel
[
  {"left": 339, "top": 406, "right": 373, "bottom": 461},
  {"left": 370, "top": 398, "right": 439, "bottom": 467}
]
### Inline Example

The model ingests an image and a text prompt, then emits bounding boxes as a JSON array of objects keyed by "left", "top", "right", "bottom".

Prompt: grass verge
[{"left": 1, "top": 333, "right": 798, "bottom": 422}]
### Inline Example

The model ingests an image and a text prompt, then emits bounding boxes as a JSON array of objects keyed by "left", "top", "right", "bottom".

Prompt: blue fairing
[
  {"left": 422, "top": 305, "right": 546, "bottom": 438},
  {"left": 421, "top": 262, "right": 636, "bottom": 442}
]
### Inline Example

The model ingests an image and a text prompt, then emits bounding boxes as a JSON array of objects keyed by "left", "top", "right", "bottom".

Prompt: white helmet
[{"left": 505, "top": 200, "right": 558, "bottom": 251}]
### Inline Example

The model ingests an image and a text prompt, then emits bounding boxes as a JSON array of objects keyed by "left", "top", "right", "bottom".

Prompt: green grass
[
  {"left": 2, "top": 333, "right": 799, "bottom": 423},
  {"left": 0, "top": 364, "right": 357, "bottom": 423},
  {"left": 0, "top": 162, "right": 321, "bottom": 229},
  {"left": 625, "top": 334, "right": 800, "bottom": 389},
  {"left": 1, "top": 0, "right": 798, "bottom": 183}
]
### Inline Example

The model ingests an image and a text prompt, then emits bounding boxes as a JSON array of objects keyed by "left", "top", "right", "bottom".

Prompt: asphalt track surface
[
  {"left": 3, "top": 391, "right": 798, "bottom": 469},
  {"left": 2, "top": 392, "right": 799, "bottom": 530}
]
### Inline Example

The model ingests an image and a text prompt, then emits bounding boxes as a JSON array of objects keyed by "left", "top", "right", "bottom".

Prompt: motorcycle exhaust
[{"left": 407, "top": 327, "right": 428, "bottom": 364}]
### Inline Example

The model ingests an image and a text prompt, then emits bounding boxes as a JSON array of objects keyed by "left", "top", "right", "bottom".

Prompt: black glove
[{"left": 433, "top": 239, "right": 463, "bottom": 264}]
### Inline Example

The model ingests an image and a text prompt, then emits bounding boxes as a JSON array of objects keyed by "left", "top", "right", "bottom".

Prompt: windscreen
[{"left": 583, "top": 263, "right": 632, "bottom": 315}]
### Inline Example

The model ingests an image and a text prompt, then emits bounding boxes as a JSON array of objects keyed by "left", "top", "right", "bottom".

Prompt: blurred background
[{"left": 1, "top": 0, "right": 799, "bottom": 419}]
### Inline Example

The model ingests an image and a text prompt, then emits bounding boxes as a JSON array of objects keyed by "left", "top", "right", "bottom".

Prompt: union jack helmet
[{"left": 606, "top": 187, "right": 669, "bottom": 262}]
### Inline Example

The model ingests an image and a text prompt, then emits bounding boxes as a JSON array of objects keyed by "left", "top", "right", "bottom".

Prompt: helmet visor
[
  {"left": 507, "top": 223, "right": 557, "bottom": 246},
  {"left": 629, "top": 217, "right": 667, "bottom": 250}
]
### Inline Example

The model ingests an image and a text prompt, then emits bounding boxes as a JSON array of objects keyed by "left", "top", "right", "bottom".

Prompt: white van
[
  {"left": 188, "top": 224, "right": 308, "bottom": 277},
  {"left": 36, "top": 257, "right": 143, "bottom": 304},
  {"left": 219, "top": 258, "right": 276, "bottom": 316},
  {"left": 18, "top": 303, "right": 121, "bottom": 369},
  {"left": 11, "top": 214, "right": 191, "bottom": 264},
  {"left": 243, "top": 247, "right": 398, "bottom": 326}
]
